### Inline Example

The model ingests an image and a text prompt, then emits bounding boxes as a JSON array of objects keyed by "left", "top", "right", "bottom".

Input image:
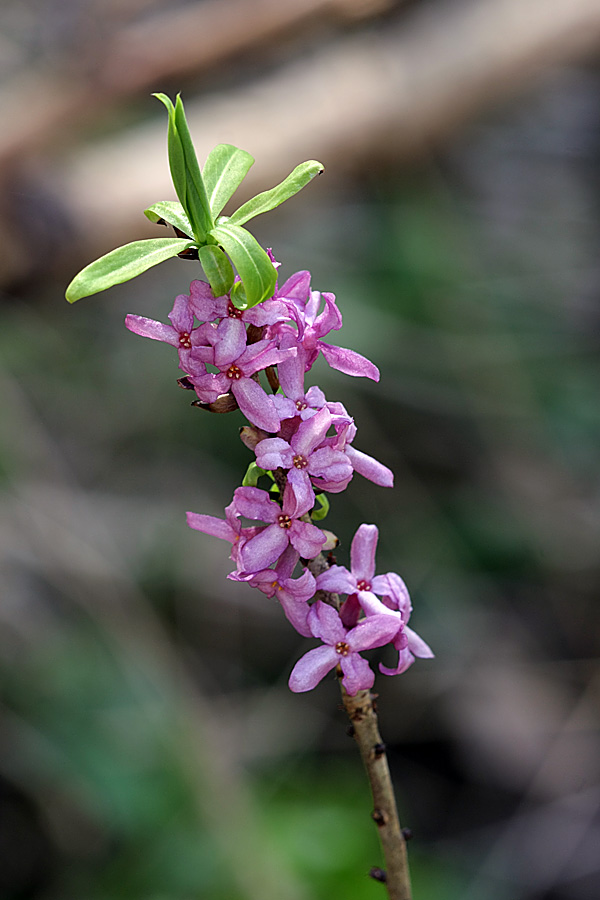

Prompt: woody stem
[{"left": 341, "top": 684, "right": 412, "bottom": 900}]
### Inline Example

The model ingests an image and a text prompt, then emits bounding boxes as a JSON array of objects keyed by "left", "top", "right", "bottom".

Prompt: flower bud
[{"left": 239, "top": 425, "right": 270, "bottom": 450}]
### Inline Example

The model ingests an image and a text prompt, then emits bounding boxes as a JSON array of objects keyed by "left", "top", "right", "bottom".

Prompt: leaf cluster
[{"left": 66, "top": 94, "right": 323, "bottom": 309}]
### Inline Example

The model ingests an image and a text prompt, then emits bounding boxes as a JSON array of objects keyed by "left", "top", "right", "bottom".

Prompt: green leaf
[
  {"left": 144, "top": 201, "right": 193, "bottom": 237},
  {"left": 311, "top": 493, "right": 330, "bottom": 522},
  {"left": 210, "top": 223, "right": 277, "bottom": 308},
  {"left": 154, "top": 95, "right": 188, "bottom": 220},
  {"left": 242, "top": 462, "right": 267, "bottom": 487},
  {"left": 228, "top": 160, "right": 324, "bottom": 226},
  {"left": 173, "top": 95, "right": 213, "bottom": 237},
  {"left": 202, "top": 144, "right": 254, "bottom": 218},
  {"left": 153, "top": 93, "right": 213, "bottom": 242},
  {"left": 198, "top": 244, "right": 235, "bottom": 298},
  {"left": 65, "top": 238, "right": 194, "bottom": 303}
]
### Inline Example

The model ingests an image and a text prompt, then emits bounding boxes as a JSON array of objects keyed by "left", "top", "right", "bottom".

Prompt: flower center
[
  {"left": 357, "top": 579, "right": 371, "bottom": 592},
  {"left": 277, "top": 514, "right": 292, "bottom": 529},
  {"left": 295, "top": 399, "right": 307, "bottom": 411},
  {"left": 335, "top": 641, "right": 350, "bottom": 656},
  {"left": 226, "top": 364, "right": 242, "bottom": 380},
  {"left": 227, "top": 302, "right": 243, "bottom": 319},
  {"left": 271, "top": 580, "right": 282, "bottom": 591},
  {"left": 293, "top": 454, "right": 308, "bottom": 469},
  {"left": 178, "top": 331, "right": 192, "bottom": 349}
]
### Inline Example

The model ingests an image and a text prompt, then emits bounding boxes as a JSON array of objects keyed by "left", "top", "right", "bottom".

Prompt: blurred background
[{"left": 1, "top": 1, "right": 600, "bottom": 898}]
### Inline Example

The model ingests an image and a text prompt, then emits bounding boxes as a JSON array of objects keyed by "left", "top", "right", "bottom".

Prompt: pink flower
[
  {"left": 254, "top": 407, "right": 352, "bottom": 508},
  {"left": 315, "top": 524, "right": 434, "bottom": 675},
  {"left": 125, "top": 294, "right": 214, "bottom": 372},
  {"left": 188, "top": 278, "right": 289, "bottom": 326},
  {"left": 234, "top": 484, "right": 326, "bottom": 574},
  {"left": 189, "top": 318, "right": 294, "bottom": 432},
  {"left": 315, "top": 524, "right": 403, "bottom": 616},
  {"left": 270, "top": 283, "right": 380, "bottom": 381},
  {"left": 288, "top": 601, "right": 400, "bottom": 696},
  {"left": 229, "top": 546, "right": 315, "bottom": 636},
  {"left": 312, "top": 416, "right": 394, "bottom": 491},
  {"left": 186, "top": 499, "right": 259, "bottom": 565}
]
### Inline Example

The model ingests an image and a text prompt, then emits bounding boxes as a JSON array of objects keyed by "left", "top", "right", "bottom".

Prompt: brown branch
[
  {"left": 5, "top": 0, "right": 600, "bottom": 287},
  {"left": 0, "top": 0, "right": 394, "bottom": 172},
  {"left": 342, "top": 686, "right": 412, "bottom": 900}
]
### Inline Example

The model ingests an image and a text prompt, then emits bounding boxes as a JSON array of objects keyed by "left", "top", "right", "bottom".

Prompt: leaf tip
[{"left": 65, "top": 284, "right": 81, "bottom": 304}]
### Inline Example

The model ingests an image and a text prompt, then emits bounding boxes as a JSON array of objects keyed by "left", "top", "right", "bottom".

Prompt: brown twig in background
[
  {"left": 4, "top": 0, "right": 600, "bottom": 288},
  {"left": 0, "top": 0, "right": 394, "bottom": 171}
]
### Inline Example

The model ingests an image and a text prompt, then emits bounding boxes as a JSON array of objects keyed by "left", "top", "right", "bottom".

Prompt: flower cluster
[{"left": 126, "top": 261, "right": 432, "bottom": 695}]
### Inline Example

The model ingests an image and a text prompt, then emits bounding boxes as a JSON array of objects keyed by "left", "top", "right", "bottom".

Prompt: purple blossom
[
  {"left": 315, "top": 524, "right": 404, "bottom": 619},
  {"left": 288, "top": 601, "right": 400, "bottom": 696},
  {"left": 234, "top": 483, "right": 326, "bottom": 573},
  {"left": 374, "top": 572, "right": 434, "bottom": 676},
  {"left": 188, "top": 278, "right": 289, "bottom": 327},
  {"left": 130, "top": 256, "right": 432, "bottom": 694},
  {"left": 186, "top": 499, "right": 259, "bottom": 566},
  {"left": 315, "top": 524, "right": 433, "bottom": 675},
  {"left": 269, "top": 284, "right": 380, "bottom": 381},
  {"left": 272, "top": 343, "right": 327, "bottom": 422},
  {"left": 188, "top": 318, "right": 294, "bottom": 432},
  {"left": 312, "top": 416, "right": 394, "bottom": 491},
  {"left": 254, "top": 407, "right": 353, "bottom": 508},
  {"left": 229, "top": 546, "right": 315, "bottom": 637},
  {"left": 125, "top": 293, "right": 213, "bottom": 372}
]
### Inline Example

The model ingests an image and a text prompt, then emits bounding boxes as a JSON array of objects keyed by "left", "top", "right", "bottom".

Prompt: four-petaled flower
[
  {"left": 255, "top": 407, "right": 353, "bottom": 508},
  {"left": 189, "top": 318, "right": 294, "bottom": 432},
  {"left": 229, "top": 546, "right": 315, "bottom": 637},
  {"left": 288, "top": 601, "right": 401, "bottom": 696},
  {"left": 233, "top": 484, "right": 326, "bottom": 574},
  {"left": 125, "top": 294, "right": 214, "bottom": 373},
  {"left": 186, "top": 499, "right": 259, "bottom": 565},
  {"left": 315, "top": 524, "right": 434, "bottom": 674}
]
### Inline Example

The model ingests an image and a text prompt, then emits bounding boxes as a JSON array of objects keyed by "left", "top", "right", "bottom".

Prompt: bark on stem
[{"left": 341, "top": 684, "right": 412, "bottom": 900}]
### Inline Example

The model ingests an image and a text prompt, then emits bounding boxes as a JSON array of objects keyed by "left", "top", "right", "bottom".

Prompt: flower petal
[
  {"left": 186, "top": 511, "right": 235, "bottom": 542},
  {"left": 288, "top": 645, "right": 339, "bottom": 692},
  {"left": 280, "top": 567, "right": 317, "bottom": 604},
  {"left": 372, "top": 572, "right": 411, "bottom": 615},
  {"left": 238, "top": 524, "right": 289, "bottom": 573},
  {"left": 340, "top": 654, "right": 374, "bottom": 696},
  {"left": 232, "top": 379, "right": 281, "bottom": 433},
  {"left": 318, "top": 342, "right": 380, "bottom": 381},
  {"left": 289, "top": 520, "right": 325, "bottom": 560},
  {"left": 345, "top": 446, "right": 393, "bottom": 488},
  {"left": 307, "top": 600, "right": 346, "bottom": 644},
  {"left": 278, "top": 270, "right": 311, "bottom": 304},
  {"left": 279, "top": 594, "right": 312, "bottom": 637},
  {"left": 315, "top": 565, "right": 356, "bottom": 596},
  {"left": 233, "top": 486, "right": 278, "bottom": 523},
  {"left": 308, "top": 447, "right": 352, "bottom": 484},
  {"left": 286, "top": 468, "right": 315, "bottom": 513},
  {"left": 292, "top": 407, "right": 331, "bottom": 457},
  {"left": 168, "top": 294, "right": 194, "bottom": 331},
  {"left": 347, "top": 613, "right": 401, "bottom": 651},
  {"left": 214, "top": 317, "right": 246, "bottom": 367},
  {"left": 379, "top": 647, "right": 415, "bottom": 677},
  {"left": 125, "top": 314, "right": 177, "bottom": 345},
  {"left": 277, "top": 342, "right": 306, "bottom": 400},
  {"left": 350, "top": 524, "right": 379, "bottom": 583},
  {"left": 255, "top": 438, "right": 293, "bottom": 471},
  {"left": 405, "top": 625, "right": 434, "bottom": 659}
]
